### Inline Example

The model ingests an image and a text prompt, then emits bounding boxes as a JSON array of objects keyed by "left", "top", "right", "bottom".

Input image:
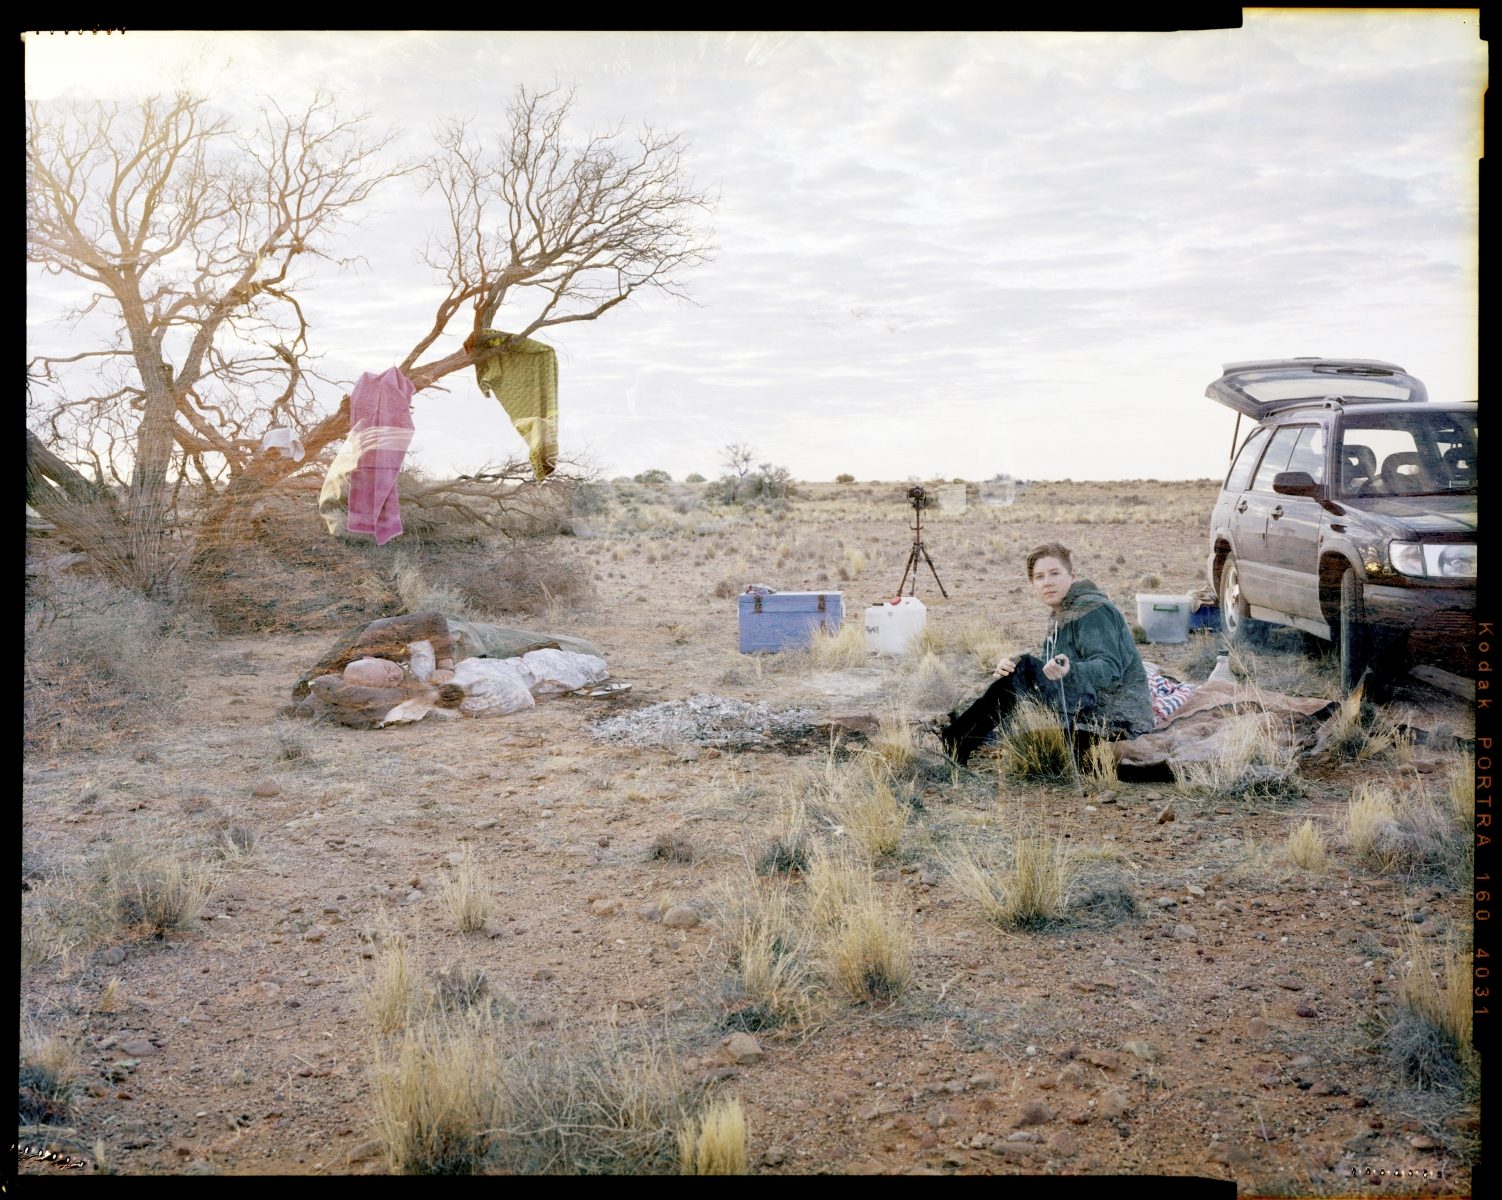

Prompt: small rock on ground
[
  {"left": 662, "top": 904, "right": 700, "bottom": 929},
  {"left": 722, "top": 1032, "right": 763, "bottom": 1065}
]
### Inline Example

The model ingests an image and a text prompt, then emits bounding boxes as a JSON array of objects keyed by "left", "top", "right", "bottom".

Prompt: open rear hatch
[{"left": 1206, "top": 358, "right": 1428, "bottom": 420}]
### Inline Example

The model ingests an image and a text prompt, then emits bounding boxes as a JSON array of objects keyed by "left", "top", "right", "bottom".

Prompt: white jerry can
[{"left": 864, "top": 596, "right": 927, "bottom": 655}]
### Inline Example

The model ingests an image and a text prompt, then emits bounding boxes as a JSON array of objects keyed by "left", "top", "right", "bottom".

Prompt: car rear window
[
  {"left": 1250, "top": 426, "right": 1303, "bottom": 493},
  {"left": 1224, "top": 426, "right": 1268, "bottom": 493}
]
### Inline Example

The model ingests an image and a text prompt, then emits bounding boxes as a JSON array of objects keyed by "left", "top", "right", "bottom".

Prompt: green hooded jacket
[{"left": 1041, "top": 579, "right": 1154, "bottom": 737}]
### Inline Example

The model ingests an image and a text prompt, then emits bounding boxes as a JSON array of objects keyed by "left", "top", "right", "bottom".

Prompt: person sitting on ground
[{"left": 939, "top": 542, "right": 1154, "bottom": 766}]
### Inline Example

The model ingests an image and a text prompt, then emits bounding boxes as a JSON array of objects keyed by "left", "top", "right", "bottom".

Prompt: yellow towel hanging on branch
[{"left": 472, "top": 330, "right": 558, "bottom": 479}]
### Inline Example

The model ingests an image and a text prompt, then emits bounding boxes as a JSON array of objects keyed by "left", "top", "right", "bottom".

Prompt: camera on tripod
[{"left": 895, "top": 483, "right": 947, "bottom": 598}]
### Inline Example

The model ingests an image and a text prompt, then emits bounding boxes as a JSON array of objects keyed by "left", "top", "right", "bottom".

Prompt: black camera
[{"left": 906, "top": 484, "right": 927, "bottom": 503}]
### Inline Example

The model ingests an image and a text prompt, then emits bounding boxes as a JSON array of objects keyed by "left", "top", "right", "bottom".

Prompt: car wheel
[
  {"left": 1338, "top": 566, "right": 1371, "bottom": 696},
  {"left": 1218, "top": 553, "right": 1269, "bottom": 647}
]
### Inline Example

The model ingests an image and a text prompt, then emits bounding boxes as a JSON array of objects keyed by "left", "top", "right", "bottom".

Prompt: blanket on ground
[{"left": 1110, "top": 681, "right": 1338, "bottom": 769}]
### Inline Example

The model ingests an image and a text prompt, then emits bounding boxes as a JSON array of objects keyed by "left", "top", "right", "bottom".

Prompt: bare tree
[
  {"left": 27, "top": 84, "right": 715, "bottom": 591},
  {"left": 196, "top": 83, "right": 713, "bottom": 557},
  {"left": 27, "top": 90, "right": 401, "bottom": 594},
  {"left": 721, "top": 443, "right": 756, "bottom": 480}
]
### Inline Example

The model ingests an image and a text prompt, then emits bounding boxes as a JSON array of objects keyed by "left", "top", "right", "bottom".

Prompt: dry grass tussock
[
  {"left": 23, "top": 837, "right": 216, "bottom": 968},
  {"left": 804, "top": 843, "right": 911, "bottom": 1003},
  {"left": 677, "top": 1097, "right": 749, "bottom": 1175},
  {"left": 714, "top": 873, "right": 820, "bottom": 1030},
  {"left": 1173, "top": 709, "right": 1304, "bottom": 802},
  {"left": 361, "top": 930, "right": 423, "bottom": 1037},
  {"left": 993, "top": 699, "right": 1075, "bottom": 786},
  {"left": 441, "top": 848, "right": 492, "bottom": 933},
  {"left": 810, "top": 755, "right": 908, "bottom": 859},
  {"left": 1281, "top": 819, "right": 1329, "bottom": 872},
  {"left": 1344, "top": 780, "right": 1471, "bottom": 886},
  {"left": 944, "top": 833, "right": 1077, "bottom": 931},
  {"left": 826, "top": 892, "right": 912, "bottom": 1004},
  {"left": 904, "top": 650, "right": 963, "bottom": 711},
  {"left": 19, "top": 1018, "right": 81, "bottom": 1124},
  {"left": 24, "top": 567, "right": 204, "bottom": 754},
  {"left": 371, "top": 1009, "right": 500, "bottom": 1174},
  {"left": 370, "top": 991, "right": 730, "bottom": 1175},
  {"left": 1319, "top": 687, "right": 1411, "bottom": 763},
  {"left": 868, "top": 710, "right": 919, "bottom": 773},
  {"left": 807, "top": 619, "right": 870, "bottom": 668},
  {"left": 1387, "top": 933, "right": 1479, "bottom": 1095},
  {"left": 755, "top": 796, "right": 811, "bottom": 876}
]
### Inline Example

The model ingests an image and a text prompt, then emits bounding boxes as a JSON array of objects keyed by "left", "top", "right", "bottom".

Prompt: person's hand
[
  {"left": 1042, "top": 654, "right": 1070, "bottom": 681},
  {"left": 992, "top": 657, "right": 1016, "bottom": 678}
]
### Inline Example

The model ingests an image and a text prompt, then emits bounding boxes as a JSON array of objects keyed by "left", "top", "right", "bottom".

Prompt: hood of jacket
[{"left": 1055, "top": 579, "right": 1112, "bottom": 622}]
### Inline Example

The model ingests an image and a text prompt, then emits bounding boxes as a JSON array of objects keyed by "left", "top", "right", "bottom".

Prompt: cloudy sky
[{"left": 25, "top": 19, "right": 1485, "bottom": 482}]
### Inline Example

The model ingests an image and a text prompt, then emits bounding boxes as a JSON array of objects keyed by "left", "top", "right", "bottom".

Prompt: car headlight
[{"left": 1388, "top": 541, "right": 1476, "bottom": 579}]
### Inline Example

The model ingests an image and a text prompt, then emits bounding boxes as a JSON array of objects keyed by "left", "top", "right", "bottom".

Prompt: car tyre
[
  {"left": 1218, "top": 553, "right": 1269, "bottom": 648},
  {"left": 1338, "top": 565, "right": 1371, "bottom": 696}
]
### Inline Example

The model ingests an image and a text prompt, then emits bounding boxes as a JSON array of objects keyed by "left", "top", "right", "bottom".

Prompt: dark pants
[{"left": 938, "top": 654, "right": 1100, "bottom": 767}]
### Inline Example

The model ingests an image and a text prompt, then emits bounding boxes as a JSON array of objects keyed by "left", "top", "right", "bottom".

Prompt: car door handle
[
  {"left": 1235, "top": 500, "right": 1248, "bottom": 513},
  {"left": 1270, "top": 506, "right": 1284, "bottom": 520}
]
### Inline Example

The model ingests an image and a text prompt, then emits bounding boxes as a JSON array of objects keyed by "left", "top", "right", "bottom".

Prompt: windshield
[{"left": 1338, "top": 410, "right": 1478, "bottom": 499}]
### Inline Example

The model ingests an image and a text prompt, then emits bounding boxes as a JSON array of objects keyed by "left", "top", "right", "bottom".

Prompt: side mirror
[{"left": 1272, "top": 470, "right": 1319, "bottom": 497}]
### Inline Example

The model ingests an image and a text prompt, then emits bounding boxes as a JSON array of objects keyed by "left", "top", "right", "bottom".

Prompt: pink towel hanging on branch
[{"left": 343, "top": 367, "right": 415, "bottom": 545}]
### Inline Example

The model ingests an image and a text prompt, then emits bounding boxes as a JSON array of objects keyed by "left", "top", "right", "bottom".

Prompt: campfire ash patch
[{"left": 590, "top": 693, "right": 816, "bottom": 749}]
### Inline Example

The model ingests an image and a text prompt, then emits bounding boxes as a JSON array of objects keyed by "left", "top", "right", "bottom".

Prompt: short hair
[{"left": 1026, "top": 542, "right": 1074, "bottom": 578}]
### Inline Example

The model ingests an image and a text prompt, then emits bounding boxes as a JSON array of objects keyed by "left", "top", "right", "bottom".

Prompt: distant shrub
[
  {"left": 835, "top": 473, "right": 855, "bottom": 484},
  {"left": 572, "top": 483, "right": 611, "bottom": 515},
  {"left": 633, "top": 469, "right": 672, "bottom": 485},
  {"left": 705, "top": 463, "right": 796, "bottom": 506},
  {"left": 684, "top": 473, "right": 706, "bottom": 484}
]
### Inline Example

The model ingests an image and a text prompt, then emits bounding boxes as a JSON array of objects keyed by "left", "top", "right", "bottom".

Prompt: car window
[
  {"left": 1250, "top": 425, "right": 1302, "bottom": 493},
  {"left": 1224, "top": 426, "right": 1269, "bottom": 493},
  {"left": 1339, "top": 410, "right": 1477, "bottom": 496},
  {"left": 1285, "top": 425, "right": 1326, "bottom": 484}
]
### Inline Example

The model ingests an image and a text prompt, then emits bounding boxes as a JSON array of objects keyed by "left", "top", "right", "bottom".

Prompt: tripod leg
[
  {"left": 919, "top": 544, "right": 949, "bottom": 598},
  {"left": 896, "top": 546, "right": 918, "bottom": 597}
]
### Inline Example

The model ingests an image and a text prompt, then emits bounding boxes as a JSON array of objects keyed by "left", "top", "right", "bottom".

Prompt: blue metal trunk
[{"left": 738, "top": 591, "right": 845, "bottom": 653}]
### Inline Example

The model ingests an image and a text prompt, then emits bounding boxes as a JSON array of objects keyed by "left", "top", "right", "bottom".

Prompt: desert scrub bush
[
  {"left": 446, "top": 538, "right": 597, "bottom": 616},
  {"left": 1386, "top": 934, "right": 1478, "bottom": 1095},
  {"left": 1344, "top": 781, "right": 1470, "bottom": 885},
  {"left": 994, "top": 699, "right": 1075, "bottom": 785},
  {"left": 713, "top": 875, "right": 819, "bottom": 1029},
  {"left": 371, "top": 1009, "right": 501, "bottom": 1174},
  {"left": 1173, "top": 710, "right": 1304, "bottom": 802},
  {"left": 19, "top": 1019, "right": 81, "bottom": 1124},
  {"left": 24, "top": 568, "right": 203, "bottom": 754},
  {"left": 678, "top": 1097, "right": 748, "bottom": 1175},
  {"left": 571, "top": 481, "right": 612, "bottom": 515},
  {"left": 441, "top": 848, "right": 492, "bottom": 933},
  {"left": 812, "top": 757, "right": 908, "bottom": 859},
  {"left": 1281, "top": 818, "right": 1329, "bottom": 872},
  {"left": 944, "top": 835, "right": 1076, "bottom": 931},
  {"left": 808, "top": 619, "right": 870, "bottom": 668}
]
